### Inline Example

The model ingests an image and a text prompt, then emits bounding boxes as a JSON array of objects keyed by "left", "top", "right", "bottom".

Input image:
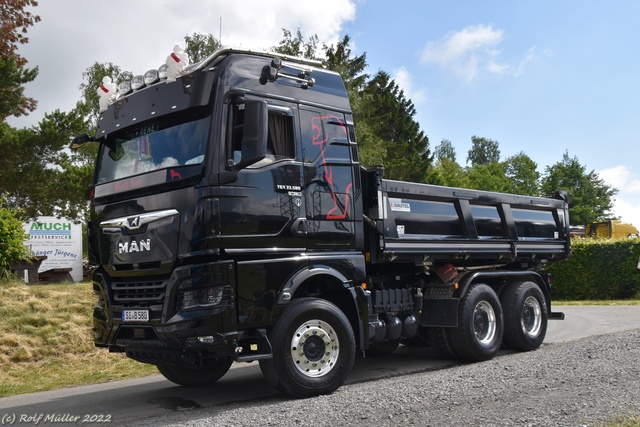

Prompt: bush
[
  {"left": 0, "top": 208, "right": 30, "bottom": 278},
  {"left": 544, "top": 239, "right": 640, "bottom": 300}
]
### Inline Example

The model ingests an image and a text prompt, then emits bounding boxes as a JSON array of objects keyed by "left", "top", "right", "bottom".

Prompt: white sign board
[{"left": 23, "top": 217, "right": 83, "bottom": 282}]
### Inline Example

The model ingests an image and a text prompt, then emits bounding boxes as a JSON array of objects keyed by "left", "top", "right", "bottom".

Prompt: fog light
[
  {"left": 179, "top": 287, "right": 225, "bottom": 310},
  {"left": 197, "top": 336, "right": 215, "bottom": 344}
]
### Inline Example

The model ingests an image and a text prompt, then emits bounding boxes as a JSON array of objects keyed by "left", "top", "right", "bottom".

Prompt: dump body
[
  {"left": 78, "top": 47, "right": 569, "bottom": 398},
  {"left": 367, "top": 173, "right": 569, "bottom": 265}
]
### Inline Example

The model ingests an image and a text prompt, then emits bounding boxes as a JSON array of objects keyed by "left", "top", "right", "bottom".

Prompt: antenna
[{"left": 219, "top": 17, "right": 222, "bottom": 44}]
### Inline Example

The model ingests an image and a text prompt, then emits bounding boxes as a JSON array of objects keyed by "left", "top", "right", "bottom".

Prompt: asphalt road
[{"left": 1, "top": 305, "right": 639, "bottom": 426}]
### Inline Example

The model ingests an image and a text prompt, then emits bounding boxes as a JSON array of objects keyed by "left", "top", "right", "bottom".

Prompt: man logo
[
  {"left": 118, "top": 239, "right": 151, "bottom": 254},
  {"left": 128, "top": 216, "right": 141, "bottom": 229}
]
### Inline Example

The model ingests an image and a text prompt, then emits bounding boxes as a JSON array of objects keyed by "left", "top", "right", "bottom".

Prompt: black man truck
[{"left": 72, "top": 47, "right": 569, "bottom": 398}]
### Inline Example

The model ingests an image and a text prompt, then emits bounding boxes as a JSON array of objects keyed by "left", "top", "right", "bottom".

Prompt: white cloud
[
  {"left": 600, "top": 165, "right": 640, "bottom": 193},
  {"left": 600, "top": 164, "right": 640, "bottom": 226},
  {"left": 420, "top": 24, "right": 507, "bottom": 82},
  {"left": 392, "top": 66, "right": 427, "bottom": 104},
  {"left": 514, "top": 47, "right": 538, "bottom": 77},
  {"left": 420, "top": 24, "right": 541, "bottom": 82}
]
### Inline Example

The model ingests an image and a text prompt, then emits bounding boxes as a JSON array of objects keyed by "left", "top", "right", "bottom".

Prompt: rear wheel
[
  {"left": 259, "top": 298, "right": 355, "bottom": 398},
  {"left": 157, "top": 358, "right": 233, "bottom": 386},
  {"left": 501, "top": 281, "right": 548, "bottom": 351},
  {"left": 449, "top": 284, "right": 503, "bottom": 362}
]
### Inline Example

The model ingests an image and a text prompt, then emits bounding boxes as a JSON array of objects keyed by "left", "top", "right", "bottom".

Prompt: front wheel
[
  {"left": 157, "top": 358, "right": 233, "bottom": 386},
  {"left": 449, "top": 284, "right": 503, "bottom": 362},
  {"left": 501, "top": 281, "right": 548, "bottom": 351},
  {"left": 259, "top": 298, "right": 355, "bottom": 398}
]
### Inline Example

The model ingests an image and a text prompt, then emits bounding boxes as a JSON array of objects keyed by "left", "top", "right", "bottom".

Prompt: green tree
[
  {"left": 463, "top": 136, "right": 510, "bottom": 192},
  {"left": 271, "top": 28, "right": 320, "bottom": 60},
  {"left": 541, "top": 152, "right": 617, "bottom": 225},
  {"left": 435, "top": 139, "right": 457, "bottom": 162},
  {"left": 0, "top": 207, "right": 30, "bottom": 277},
  {"left": 0, "top": 0, "right": 40, "bottom": 120},
  {"left": 0, "top": 54, "right": 38, "bottom": 121},
  {"left": 184, "top": 33, "right": 221, "bottom": 63},
  {"left": 428, "top": 139, "right": 467, "bottom": 187},
  {"left": 465, "top": 163, "right": 511, "bottom": 192},
  {"left": 466, "top": 136, "right": 500, "bottom": 166},
  {"left": 359, "top": 71, "right": 431, "bottom": 182},
  {"left": 0, "top": 108, "right": 90, "bottom": 221},
  {"left": 504, "top": 151, "right": 540, "bottom": 195}
]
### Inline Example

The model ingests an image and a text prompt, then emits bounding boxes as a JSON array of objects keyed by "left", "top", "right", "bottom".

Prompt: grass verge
[{"left": 0, "top": 280, "right": 157, "bottom": 398}]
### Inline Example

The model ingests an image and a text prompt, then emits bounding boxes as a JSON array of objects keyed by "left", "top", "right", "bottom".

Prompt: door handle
[{"left": 291, "top": 218, "right": 307, "bottom": 236}]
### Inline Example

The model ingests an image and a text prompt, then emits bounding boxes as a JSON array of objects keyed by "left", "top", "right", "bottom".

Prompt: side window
[
  {"left": 227, "top": 103, "right": 295, "bottom": 167},
  {"left": 266, "top": 108, "right": 295, "bottom": 160}
]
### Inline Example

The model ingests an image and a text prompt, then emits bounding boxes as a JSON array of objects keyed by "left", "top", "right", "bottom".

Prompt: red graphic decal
[
  {"left": 170, "top": 169, "right": 182, "bottom": 181},
  {"left": 310, "top": 115, "right": 352, "bottom": 220}
]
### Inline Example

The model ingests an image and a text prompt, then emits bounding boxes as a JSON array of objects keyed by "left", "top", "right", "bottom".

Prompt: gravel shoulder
[{"left": 132, "top": 328, "right": 640, "bottom": 427}]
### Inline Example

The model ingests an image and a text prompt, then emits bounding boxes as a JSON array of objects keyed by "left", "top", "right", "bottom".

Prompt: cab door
[
  {"left": 219, "top": 100, "right": 306, "bottom": 252},
  {"left": 218, "top": 99, "right": 308, "bottom": 328},
  {"left": 299, "top": 107, "right": 357, "bottom": 250}
]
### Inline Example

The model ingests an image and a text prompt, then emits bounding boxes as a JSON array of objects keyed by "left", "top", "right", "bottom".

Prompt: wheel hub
[
  {"left": 290, "top": 319, "right": 339, "bottom": 378},
  {"left": 521, "top": 296, "right": 542, "bottom": 338},
  {"left": 473, "top": 301, "right": 497, "bottom": 344}
]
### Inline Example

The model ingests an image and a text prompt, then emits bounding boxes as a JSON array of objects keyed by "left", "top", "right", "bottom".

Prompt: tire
[
  {"left": 156, "top": 358, "right": 233, "bottom": 386},
  {"left": 366, "top": 339, "right": 400, "bottom": 357},
  {"left": 449, "top": 284, "right": 503, "bottom": 362},
  {"left": 501, "top": 281, "right": 548, "bottom": 351},
  {"left": 259, "top": 298, "right": 355, "bottom": 398}
]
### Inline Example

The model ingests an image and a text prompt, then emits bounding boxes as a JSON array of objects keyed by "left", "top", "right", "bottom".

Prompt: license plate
[{"left": 122, "top": 309, "right": 149, "bottom": 323}]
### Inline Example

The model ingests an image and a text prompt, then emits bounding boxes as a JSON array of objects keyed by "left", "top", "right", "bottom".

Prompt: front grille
[{"left": 111, "top": 279, "right": 167, "bottom": 304}]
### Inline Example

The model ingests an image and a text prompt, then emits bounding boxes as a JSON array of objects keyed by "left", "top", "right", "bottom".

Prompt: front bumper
[{"left": 92, "top": 260, "right": 238, "bottom": 367}]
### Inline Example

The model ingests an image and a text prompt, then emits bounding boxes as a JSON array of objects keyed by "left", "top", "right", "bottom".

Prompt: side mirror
[
  {"left": 229, "top": 100, "right": 268, "bottom": 170},
  {"left": 70, "top": 133, "right": 95, "bottom": 149}
]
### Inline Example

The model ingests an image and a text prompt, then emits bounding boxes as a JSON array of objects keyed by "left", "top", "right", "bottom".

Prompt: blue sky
[{"left": 8, "top": 0, "right": 640, "bottom": 226}]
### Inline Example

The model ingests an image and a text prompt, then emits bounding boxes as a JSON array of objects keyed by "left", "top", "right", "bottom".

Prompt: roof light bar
[
  {"left": 118, "top": 81, "right": 132, "bottom": 96},
  {"left": 131, "top": 75, "right": 145, "bottom": 91},
  {"left": 144, "top": 69, "right": 159, "bottom": 85}
]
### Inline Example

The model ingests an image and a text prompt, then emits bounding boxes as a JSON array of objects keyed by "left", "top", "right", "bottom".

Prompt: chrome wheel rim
[
  {"left": 521, "top": 296, "right": 542, "bottom": 338},
  {"left": 473, "top": 301, "right": 497, "bottom": 345},
  {"left": 290, "top": 319, "right": 339, "bottom": 378}
]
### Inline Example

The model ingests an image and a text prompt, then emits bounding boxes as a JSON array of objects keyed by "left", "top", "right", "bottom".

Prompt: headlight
[{"left": 178, "top": 287, "right": 225, "bottom": 310}]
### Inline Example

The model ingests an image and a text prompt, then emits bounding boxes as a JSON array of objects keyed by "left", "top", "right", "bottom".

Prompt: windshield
[{"left": 96, "top": 115, "right": 211, "bottom": 184}]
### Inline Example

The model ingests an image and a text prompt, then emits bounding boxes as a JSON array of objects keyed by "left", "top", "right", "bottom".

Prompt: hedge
[{"left": 543, "top": 238, "right": 640, "bottom": 300}]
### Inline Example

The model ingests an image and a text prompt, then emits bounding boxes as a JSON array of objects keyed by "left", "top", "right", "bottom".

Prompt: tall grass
[{"left": 0, "top": 280, "right": 156, "bottom": 397}]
